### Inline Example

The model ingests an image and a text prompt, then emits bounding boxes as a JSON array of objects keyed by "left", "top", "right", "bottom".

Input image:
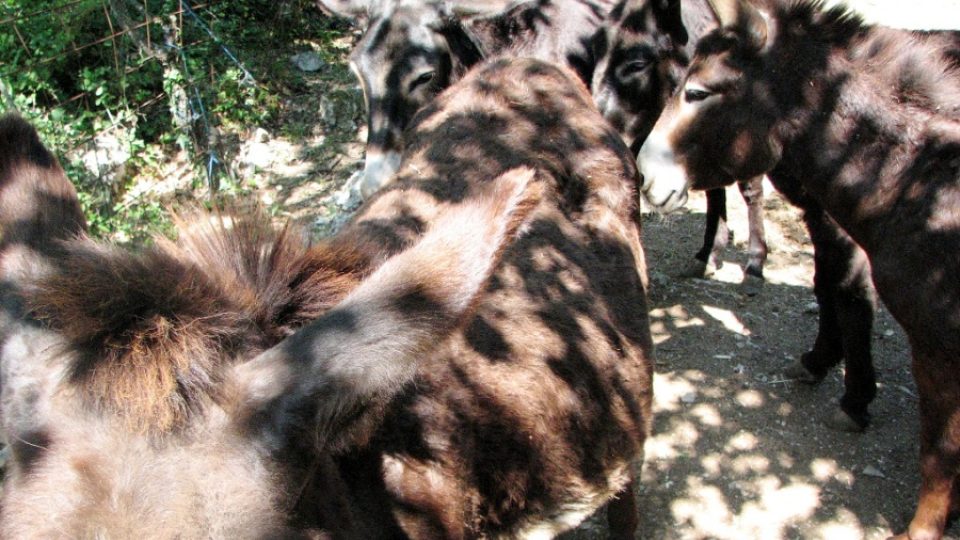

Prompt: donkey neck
[
  {"left": 465, "top": 0, "right": 613, "bottom": 83},
  {"left": 769, "top": 12, "right": 960, "bottom": 250}
]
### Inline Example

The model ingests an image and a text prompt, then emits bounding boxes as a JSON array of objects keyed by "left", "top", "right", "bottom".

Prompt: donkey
[
  {"left": 637, "top": 0, "right": 960, "bottom": 537},
  {"left": 591, "top": 0, "right": 768, "bottom": 290},
  {"left": 317, "top": 0, "right": 615, "bottom": 199},
  {"left": 320, "top": 0, "right": 768, "bottom": 289},
  {"left": 597, "top": 0, "right": 878, "bottom": 430},
  {"left": 0, "top": 112, "right": 539, "bottom": 536},
  {"left": 318, "top": 57, "right": 653, "bottom": 539}
]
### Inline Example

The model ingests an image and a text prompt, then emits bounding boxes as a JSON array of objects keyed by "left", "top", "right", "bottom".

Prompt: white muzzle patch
[
  {"left": 360, "top": 149, "right": 403, "bottom": 199},
  {"left": 636, "top": 129, "right": 690, "bottom": 213}
]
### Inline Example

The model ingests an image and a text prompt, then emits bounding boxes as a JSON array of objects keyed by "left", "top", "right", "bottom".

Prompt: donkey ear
[
  {"left": 654, "top": 0, "right": 688, "bottom": 46},
  {"left": 315, "top": 0, "right": 372, "bottom": 22},
  {"left": 0, "top": 113, "right": 86, "bottom": 326},
  {"left": 0, "top": 114, "right": 86, "bottom": 260},
  {"left": 707, "top": 0, "right": 767, "bottom": 50},
  {"left": 232, "top": 167, "right": 541, "bottom": 453},
  {"left": 432, "top": 17, "right": 486, "bottom": 70}
]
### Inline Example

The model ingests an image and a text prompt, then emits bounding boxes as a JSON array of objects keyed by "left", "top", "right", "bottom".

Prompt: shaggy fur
[
  {"left": 0, "top": 112, "right": 541, "bottom": 537},
  {"left": 23, "top": 209, "right": 369, "bottom": 434}
]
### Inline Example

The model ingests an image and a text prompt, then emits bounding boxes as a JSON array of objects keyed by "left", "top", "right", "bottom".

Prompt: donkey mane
[
  {"left": 777, "top": 0, "right": 960, "bottom": 117},
  {"left": 779, "top": 0, "right": 863, "bottom": 40},
  {"left": 25, "top": 208, "right": 367, "bottom": 434},
  {"left": 709, "top": 0, "right": 960, "bottom": 126}
]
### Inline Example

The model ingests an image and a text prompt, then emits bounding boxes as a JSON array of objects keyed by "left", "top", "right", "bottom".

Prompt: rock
[
  {"left": 861, "top": 465, "right": 885, "bottom": 478},
  {"left": 253, "top": 127, "right": 270, "bottom": 143},
  {"left": 241, "top": 141, "right": 274, "bottom": 170},
  {"left": 680, "top": 391, "right": 697, "bottom": 404},
  {"left": 290, "top": 51, "right": 324, "bottom": 72},
  {"left": 320, "top": 95, "right": 339, "bottom": 127},
  {"left": 78, "top": 130, "right": 132, "bottom": 183}
]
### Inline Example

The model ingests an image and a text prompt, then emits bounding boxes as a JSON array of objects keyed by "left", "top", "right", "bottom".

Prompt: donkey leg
[
  {"left": 829, "top": 245, "right": 876, "bottom": 432},
  {"left": 784, "top": 208, "right": 877, "bottom": 430},
  {"left": 896, "top": 355, "right": 960, "bottom": 540},
  {"left": 606, "top": 472, "right": 638, "bottom": 540},
  {"left": 737, "top": 176, "right": 767, "bottom": 296},
  {"left": 681, "top": 187, "right": 728, "bottom": 278},
  {"left": 784, "top": 208, "right": 844, "bottom": 384}
]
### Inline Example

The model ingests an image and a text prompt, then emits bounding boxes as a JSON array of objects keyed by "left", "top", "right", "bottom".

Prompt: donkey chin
[
  {"left": 636, "top": 136, "right": 690, "bottom": 213},
  {"left": 359, "top": 148, "right": 402, "bottom": 199}
]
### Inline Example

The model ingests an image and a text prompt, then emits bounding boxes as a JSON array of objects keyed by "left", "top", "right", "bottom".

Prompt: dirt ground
[{"left": 625, "top": 187, "right": 948, "bottom": 540}]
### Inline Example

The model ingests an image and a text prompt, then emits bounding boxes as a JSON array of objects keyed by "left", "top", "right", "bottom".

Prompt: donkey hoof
[
  {"left": 739, "top": 273, "right": 764, "bottom": 296},
  {"left": 783, "top": 359, "right": 822, "bottom": 384},
  {"left": 678, "top": 258, "right": 714, "bottom": 278},
  {"left": 824, "top": 408, "right": 867, "bottom": 433}
]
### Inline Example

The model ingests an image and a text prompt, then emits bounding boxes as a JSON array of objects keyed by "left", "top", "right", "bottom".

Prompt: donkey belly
[
  {"left": 378, "top": 338, "right": 647, "bottom": 540},
  {"left": 331, "top": 233, "right": 652, "bottom": 538}
]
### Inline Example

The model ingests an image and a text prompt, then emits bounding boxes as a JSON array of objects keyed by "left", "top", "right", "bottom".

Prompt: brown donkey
[
  {"left": 637, "top": 0, "right": 960, "bottom": 538},
  {"left": 0, "top": 112, "right": 539, "bottom": 537},
  {"left": 320, "top": 57, "right": 653, "bottom": 539},
  {"left": 597, "top": 0, "right": 879, "bottom": 430}
]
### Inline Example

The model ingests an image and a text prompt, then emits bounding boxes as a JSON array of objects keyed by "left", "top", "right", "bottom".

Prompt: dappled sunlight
[
  {"left": 741, "top": 481, "right": 820, "bottom": 536},
  {"left": 690, "top": 403, "right": 723, "bottom": 427},
  {"left": 641, "top": 344, "right": 883, "bottom": 538},
  {"left": 730, "top": 454, "right": 771, "bottom": 475},
  {"left": 670, "top": 480, "right": 737, "bottom": 538},
  {"left": 667, "top": 475, "right": 820, "bottom": 540},
  {"left": 645, "top": 418, "right": 702, "bottom": 461},
  {"left": 810, "top": 509, "right": 875, "bottom": 540},
  {"left": 650, "top": 304, "right": 705, "bottom": 345},
  {"left": 702, "top": 305, "right": 751, "bottom": 335},
  {"left": 810, "top": 458, "right": 854, "bottom": 486},
  {"left": 725, "top": 431, "right": 759, "bottom": 452},
  {"left": 736, "top": 389, "right": 766, "bottom": 408}
]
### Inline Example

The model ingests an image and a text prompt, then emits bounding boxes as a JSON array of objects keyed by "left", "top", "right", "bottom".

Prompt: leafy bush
[{"left": 0, "top": 0, "right": 348, "bottom": 241}]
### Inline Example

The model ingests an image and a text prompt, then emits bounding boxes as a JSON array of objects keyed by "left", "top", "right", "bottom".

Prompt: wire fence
[{"left": 0, "top": 0, "right": 261, "bottom": 194}]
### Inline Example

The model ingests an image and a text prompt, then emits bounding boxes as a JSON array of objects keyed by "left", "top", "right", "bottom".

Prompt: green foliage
[{"left": 0, "top": 0, "right": 349, "bottom": 241}]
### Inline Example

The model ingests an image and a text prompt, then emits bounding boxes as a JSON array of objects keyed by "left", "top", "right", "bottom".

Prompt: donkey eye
[
  {"left": 620, "top": 59, "right": 651, "bottom": 77},
  {"left": 684, "top": 87, "right": 713, "bottom": 102},
  {"left": 410, "top": 71, "right": 436, "bottom": 92}
]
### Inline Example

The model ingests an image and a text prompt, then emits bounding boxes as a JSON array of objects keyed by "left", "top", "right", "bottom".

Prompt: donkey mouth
[{"left": 641, "top": 184, "right": 688, "bottom": 214}]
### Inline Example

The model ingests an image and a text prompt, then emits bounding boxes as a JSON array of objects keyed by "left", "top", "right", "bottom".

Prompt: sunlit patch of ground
[{"left": 633, "top": 182, "right": 932, "bottom": 539}]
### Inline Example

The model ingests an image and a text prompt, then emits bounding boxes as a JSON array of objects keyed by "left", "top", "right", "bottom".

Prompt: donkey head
[
  {"left": 591, "top": 0, "right": 690, "bottom": 151},
  {"left": 319, "top": 0, "right": 518, "bottom": 198},
  {"left": 637, "top": 0, "right": 781, "bottom": 212}
]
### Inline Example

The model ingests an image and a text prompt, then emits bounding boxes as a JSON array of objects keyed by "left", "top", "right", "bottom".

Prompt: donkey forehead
[{"left": 353, "top": 4, "right": 446, "bottom": 68}]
